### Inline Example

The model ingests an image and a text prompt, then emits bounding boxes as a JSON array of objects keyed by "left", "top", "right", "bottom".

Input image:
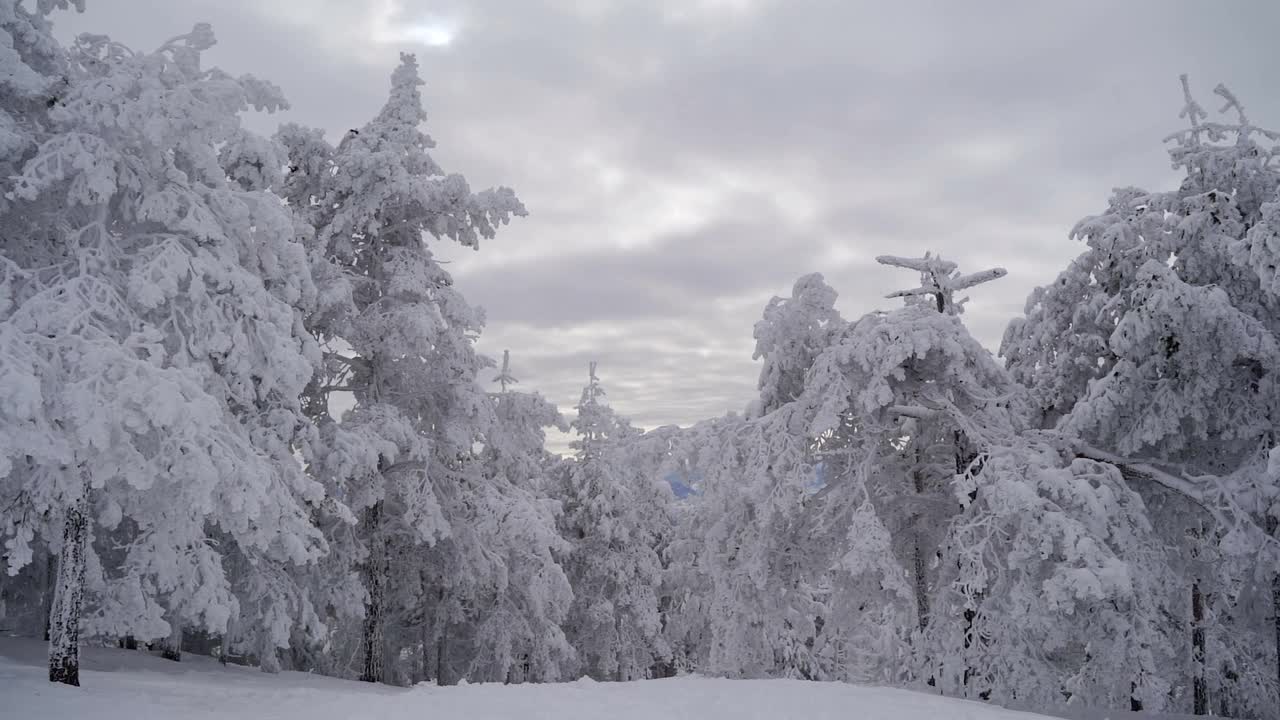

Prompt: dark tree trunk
[
  {"left": 954, "top": 429, "right": 984, "bottom": 696},
  {"left": 436, "top": 621, "right": 450, "bottom": 686},
  {"left": 909, "top": 452, "right": 935, "bottom": 688},
  {"left": 912, "top": 541, "right": 929, "bottom": 630},
  {"left": 1192, "top": 582, "right": 1207, "bottom": 715},
  {"left": 160, "top": 618, "right": 183, "bottom": 662},
  {"left": 48, "top": 476, "right": 90, "bottom": 686},
  {"left": 219, "top": 615, "right": 234, "bottom": 666},
  {"left": 1269, "top": 515, "right": 1280, "bottom": 707},
  {"left": 435, "top": 588, "right": 454, "bottom": 686},
  {"left": 1218, "top": 662, "right": 1237, "bottom": 718},
  {"left": 1273, "top": 573, "right": 1280, "bottom": 713},
  {"left": 42, "top": 552, "right": 55, "bottom": 642},
  {"left": 911, "top": 458, "right": 929, "bottom": 632},
  {"left": 359, "top": 501, "right": 386, "bottom": 683},
  {"left": 427, "top": 617, "right": 437, "bottom": 676}
]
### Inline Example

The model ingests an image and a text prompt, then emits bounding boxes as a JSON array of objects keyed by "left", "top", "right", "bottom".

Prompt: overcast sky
[{"left": 55, "top": 1, "right": 1280, "bottom": 449}]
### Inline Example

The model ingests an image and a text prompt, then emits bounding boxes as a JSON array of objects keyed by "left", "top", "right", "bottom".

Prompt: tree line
[{"left": 1, "top": 6, "right": 1278, "bottom": 718}]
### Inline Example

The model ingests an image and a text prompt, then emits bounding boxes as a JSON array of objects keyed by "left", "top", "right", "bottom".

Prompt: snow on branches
[{"left": 876, "top": 253, "right": 1007, "bottom": 315}]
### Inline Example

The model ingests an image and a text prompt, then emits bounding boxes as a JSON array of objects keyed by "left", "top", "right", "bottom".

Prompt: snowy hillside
[{"left": 0, "top": 636, "right": 1058, "bottom": 720}]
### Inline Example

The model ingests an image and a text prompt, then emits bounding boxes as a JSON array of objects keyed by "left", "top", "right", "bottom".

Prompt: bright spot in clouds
[
  {"left": 372, "top": 5, "right": 462, "bottom": 48},
  {"left": 397, "top": 17, "right": 460, "bottom": 47}
]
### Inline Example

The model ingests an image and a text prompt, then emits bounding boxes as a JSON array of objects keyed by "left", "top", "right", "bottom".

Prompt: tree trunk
[
  {"left": 912, "top": 541, "right": 929, "bottom": 630},
  {"left": 427, "top": 617, "right": 437, "bottom": 676},
  {"left": 436, "top": 587, "right": 453, "bottom": 686},
  {"left": 615, "top": 617, "right": 624, "bottom": 683},
  {"left": 219, "top": 614, "right": 234, "bottom": 666},
  {"left": 1264, "top": 509, "right": 1274, "bottom": 707},
  {"left": 911, "top": 461, "right": 929, "bottom": 631},
  {"left": 1272, "top": 573, "right": 1280, "bottom": 714},
  {"left": 436, "top": 623, "right": 449, "bottom": 686},
  {"left": 1269, "top": 515, "right": 1280, "bottom": 706},
  {"left": 42, "top": 552, "right": 55, "bottom": 642},
  {"left": 160, "top": 617, "right": 183, "bottom": 662},
  {"left": 359, "top": 501, "right": 386, "bottom": 683},
  {"left": 1218, "top": 663, "right": 1236, "bottom": 719},
  {"left": 1192, "top": 581, "right": 1207, "bottom": 715},
  {"left": 48, "top": 475, "right": 90, "bottom": 686}
]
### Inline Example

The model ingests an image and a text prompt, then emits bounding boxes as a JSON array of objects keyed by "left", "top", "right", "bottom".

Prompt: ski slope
[{"left": 0, "top": 636, "right": 1195, "bottom": 720}]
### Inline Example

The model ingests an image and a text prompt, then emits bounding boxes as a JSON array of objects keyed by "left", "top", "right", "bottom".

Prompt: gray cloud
[{"left": 54, "top": 1, "right": 1280, "bottom": 450}]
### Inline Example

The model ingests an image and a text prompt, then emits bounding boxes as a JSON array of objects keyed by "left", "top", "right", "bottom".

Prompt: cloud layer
[{"left": 56, "top": 1, "right": 1280, "bottom": 449}]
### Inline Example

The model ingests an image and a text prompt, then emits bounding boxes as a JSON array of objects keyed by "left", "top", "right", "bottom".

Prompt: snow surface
[
  {"left": 0, "top": 636, "right": 1217, "bottom": 720},
  {"left": 0, "top": 636, "right": 1098, "bottom": 720}
]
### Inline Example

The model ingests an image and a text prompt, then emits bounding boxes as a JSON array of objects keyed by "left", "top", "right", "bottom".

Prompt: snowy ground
[{"left": 0, "top": 636, "right": 1202, "bottom": 720}]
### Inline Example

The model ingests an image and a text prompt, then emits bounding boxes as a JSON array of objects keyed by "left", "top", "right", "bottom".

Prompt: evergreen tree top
[
  {"left": 876, "top": 252, "right": 1006, "bottom": 314},
  {"left": 493, "top": 349, "right": 518, "bottom": 393}
]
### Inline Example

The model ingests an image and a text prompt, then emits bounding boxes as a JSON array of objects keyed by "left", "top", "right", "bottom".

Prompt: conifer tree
[
  {"left": 1, "top": 20, "right": 326, "bottom": 685},
  {"left": 469, "top": 350, "right": 574, "bottom": 682},
  {"left": 1003, "top": 77, "right": 1280, "bottom": 712},
  {"left": 557, "top": 363, "right": 672, "bottom": 680},
  {"left": 277, "top": 53, "right": 524, "bottom": 684}
]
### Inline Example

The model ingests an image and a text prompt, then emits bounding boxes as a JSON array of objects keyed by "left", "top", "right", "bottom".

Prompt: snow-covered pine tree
[
  {"left": 867, "top": 253, "right": 1007, "bottom": 637},
  {"left": 678, "top": 405, "right": 832, "bottom": 679},
  {"left": 676, "top": 258, "right": 1172, "bottom": 708},
  {"left": 785, "top": 258, "right": 1180, "bottom": 709},
  {"left": 277, "top": 53, "right": 525, "bottom": 684},
  {"left": 790, "top": 256, "right": 1018, "bottom": 688},
  {"left": 393, "top": 344, "right": 569, "bottom": 687},
  {"left": 1002, "top": 76, "right": 1280, "bottom": 713},
  {"left": 1, "top": 21, "right": 327, "bottom": 685},
  {"left": 467, "top": 350, "right": 574, "bottom": 683},
  {"left": 670, "top": 275, "right": 848, "bottom": 681},
  {"left": 749, "top": 273, "right": 843, "bottom": 418},
  {"left": 556, "top": 363, "right": 672, "bottom": 681},
  {"left": 655, "top": 417, "right": 721, "bottom": 675},
  {"left": 0, "top": 0, "right": 79, "bottom": 661}
]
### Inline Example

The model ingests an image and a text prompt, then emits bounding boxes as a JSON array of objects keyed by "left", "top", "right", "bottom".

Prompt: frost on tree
[
  {"left": 670, "top": 274, "right": 857, "bottom": 682},
  {"left": 555, "top": 363, "right": 673, "bottom": 681},
  {"left": 831, "top": 256, "right": 1180, "bottom": 709},
  {"left": 7, "top": 3, "right": 1280, "bottom": 714},
  {"left": 665, "top": 258, "right": 1184, "bottom": 709},
  {"left": 0, "top": 19, "right": 327, "bottom": 685},
  {"left": 1002, "top": 76, "right": 1280, "bottom": 715},
  {"left": 277, "top": 53, "right": 526, "bottom": 685},
  {"left": 676, "top": 407, "right": 835, "bottom": 679},
  {"left": 874, "top": 253, "right": 1006, "bottom": 315},
  {"left": 0, "top": 0, "right": 81, "bottom": 675},
  {"left": 794, "top": 257, "right": 1022, "bottom": 690},
  {"left": 749, "top": 273, "right": 843, "bottom": 418},
  {"left": 471, "top": 350, "right": 574, "bottom": 683}
]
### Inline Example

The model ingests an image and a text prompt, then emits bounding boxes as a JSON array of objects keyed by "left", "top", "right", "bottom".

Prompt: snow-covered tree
[
  {"left": 0, "top": 20, "right": 327, "bottom": 685},
  {"left": 1002, "top": 76, "right": 1280, "bottom": 712},
  {"left": 665, "top": 274, "right": 871, "bottom": 682},
  {"left": 0, "top": 0, "right": 80, "bottom": 657},
  {"left": 466, "top": 350, "right": 574, "bottom": 683},
  {"left": 673, "top": 258, "right": 1187, "bottom": 712},
  {"left": 749, "top": 273, "right": 843, "bottom": 418},
  {"left": 802, "top": 257, "right": 1185, "bottom": 710},
  {"left": 277, "top": 52, "right": 524, "bottom": 684},
  {"left": 556, "top": 363, "right": 672, "bottom": 680},
  {"left": 790, "top": 258, "right": 1020, "bottom": 685},
  {"left": 677, "top": 405, "right": 832, "bottom": 679}
]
